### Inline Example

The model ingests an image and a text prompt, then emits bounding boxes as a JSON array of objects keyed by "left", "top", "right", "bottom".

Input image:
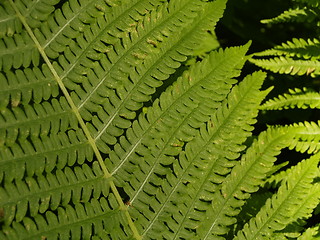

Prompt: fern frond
[
  {"left": 2, "top": 0, "right": 318, "bottom": 239},
  {"left": 0, "top": 2, "right": 22, "bottom": 37},
  {"left": 0, "top": 197, "right": 134, "bottom": 240},
  {"left": 109, "top": 43, "right": 250, "bottom": 237},
  {"left": 132, "top": 70, "right": 268, "bottom": 239},
  {"left": 261, "top": 88, "right": 320, "bottom": 110},
  {"left": 0, "top": 97, "right": 76, "bottom": 147},
  {"left": 0, "top": 129, "right": 93, "bottom": 183},
  {"left": 298, "top": 224, "right": 320, "bottom": 240},
  {"left": 0, "top": 162, "right": 108, "bottom": 225},
  {"left": 249, "top": 56, "right": 320, "bottom": 76},
  {"left": 292, "top": 0, "right": 320, "bottom": 8},
  {"left": 0, "top": 32, "right": 39, "bottom": 71},
  {"left": 0, "top": 66, "right": 60, "bottom": 109},
  {"left": 286, "top": 183, "right": 320, "bottom": 226},
  {"left": 260, "top": 7, "right": 317, "bottom": 24},
  {"left": 82, "top": 0, "right": 226, "bottom": 151},
  {"left": 0, "top": 0, "right": 59, "bottom": 37},
  {"left": 111, "top": 43, "right": 250, "bottom": 175},
  {"left": 265, "top": 181, "right": 320, "bottom": 239},
  {"left": 0, "top": 0, "right": 165, "bottom": 104},
  {"left": 197, "top": 127, "right": 294, "bottom": 239},
  {"left": 254, "top": 38, "right": 320, "bottom": 59},
  {"left": 289, "top": 121, "right": 320, "bottom": 153},
  {"left": 235, "top": 153, "right": 320, "bottom": 240},
  {"left": 267, "top": 172, "right": 320, "bottom": 238},
  {"left": 1, "top": 0, "right": 235, "bottom": 239}
]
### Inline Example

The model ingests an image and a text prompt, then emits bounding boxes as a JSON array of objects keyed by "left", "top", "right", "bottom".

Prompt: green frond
[
  {"left": 249, "top": 56, "right": 320, "bottom": 76},
  {"left": 0, "top": 2, "right": 22, "bottom": 37},
  {"left": 110, "top": 43, "right": 250, "bottom": 174},
  {"left": 261, "top": 88, "right": 320, "bottom": 110},
  {"left": 260, "top": 7, "right": 317, "bottom": 24},
  {"left": 0, "top": 32, "right": 39, "bottom": 71},
  {"left": 1, "top": 0, "right": 241, "bottom": 239},
  {"left": 0, "top": 130, "right": 94, "bottom": 182},
  {"left": 0, "top": 65, "right": 60, "bottom": 108},
  {"left": 298, "top": 224, "right": 320, "bottom": 240},
  {"left": 136, "top": 71, "right": 267, "bottom": 239},
  {"left": 286, "top": 183, "right": 320, "bottom": 225},
  {"left": 0, "top": 97, "right": 76, "bottom": 147},
  {"left": 197, "top": 127, "right": 294, "bottom": 239},
  {"left": 0, "top": 162, "right": 108, "bottom": 225},
  {"left": 0, "top": 197, "right": 133, "bottom": 240},
  {"left": 234, "top": 153, "right": 320, "bottom": 240},
  {"left": 0, "top": 0, "right": 167, "bottom": 104},
  {"left": 254, "top": 38, "right": 320, "bottom": 59},
  {"left": 288, "top": 121, "right": 320, "bottom": 153},
  {"left": 263, "top": 165, "right": 292, "bottom": 189},
  {"left": 267, "top": 172, "right": 320, "bottom": 238},
  {"left": 1, "top": 0, "right": 319, "bottom": 239},
  {"left": 292, "top": 0, "right": 320, "bottom": 8},
  {"left": 0, "top": 0, "right": 59, "bottom": 37},
  {"left": 233, "top": 191, "right": 273, "bottom": 237},
  {"left": 109, "top": 43, "right": 251, "bottom": 238}
]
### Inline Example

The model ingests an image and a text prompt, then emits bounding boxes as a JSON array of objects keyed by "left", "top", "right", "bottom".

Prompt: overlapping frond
[
  {"left": 0, "top": 162, "right": 107, "bottom": 223},
  {"left": 261, "top": 88, "right": 320, "bottom": 110},
  {"left": 197, "top": 127, "right": 296, "bottom": 239},
  {"left": 292, "top": 0, "right": 320, "bottom": 7},
  {"left": 298, "top": 224, "right": 320, "bottom": 240},
  {"left": 1, "top": 0, "right": 237, "bottom": 239},
  {"left": 0, "top": 0, "right": 59, "bottom": 37},
  {"left": 234, "top": 153, "right": 320, "bottom": 240},
  {"left": 254, "top": 38, "right": 320, "bottom": 59},
  {"left": 109, "top": 43, "right": 251, "bottom": 238},
  {"left": 111, "top": 43, "right": 249, "bottom": 174},
  {"left": 1, "top": 0, "right": 319, "bottom": 239},
  {"left": 249, "top": 56, "right": 320, "bottom": 76},
  {"left": 261, "top": 7, "right": 317, "bottom": 24},
  {"left": 288, "top": 121, "right": 320, "bottom": 153},
  {"left": 129, "top": 70, "right": 268, "bottom": 239},
  {"left": 252, "top": 1, "right": 320, "bottom": 76}
]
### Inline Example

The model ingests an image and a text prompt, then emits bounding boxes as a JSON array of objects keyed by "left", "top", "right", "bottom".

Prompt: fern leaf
[
  {"left": 0, "top": 130, "right": 94, "bottom": 183},
  {"left": 285, "top": 183, "right": 320, "bottom": 228},
  {"left": 111, "top": 43, "right": 250, "bottom": 175},
  {"left": 0, "top": 97, "right": 76, "bottom": 147},
  {"left": 0, "top": 32, "right": 40, "bottom": 71},
  {"left": 261, "top": 88, "right": 320, "bottom": 110},
  {"left": 0, "top": 0, "right": 235, "bottom": 239},
  {"left": 0, "top": 0, "right": 167, "bottom": 105},
  {"left": 265, "top": 180, "right": 320, "bottom": 239},
  {"left": 0, "top": 2, "right": 21, "bottom": 37},
  {"left": 0, "top": 198, "right": 134, "bottom": 240},
  {"left": 292, "top": 0, "right": 320, "bottom": 8},
  {"left": 110, "top": 43, "right": 251, "bottom": 237},
  {"left": 289, "top": 121, "right": 320, "bottom": 154},
  {"left": 197, "top": 127, "right": 294, "bottom": 239},
  {"left": 254, "top": 38, "right": 320, "bottom": 59},
  {"left": 298, "top": 224, "right": 320, "bottom": 240},
  {"left": 132, "top": 70, "right": 268, "bottom": 239},
  {"left": 0, "top": 162, "right": 108, "bottom": 224},
  {"left": 2, "top": 0, "right": 318, "bottom": 239},
  {"left": 260, "top": 7, "right": 317, "bottom": 24},
  {"left": 0, "top": 0, "right": 59, "bottom": 37},
  {"left": 249, "top": 56, "right": 320, "bottom": 76},
  {"left": 234, "top": 153, "right": 320, "bottom": 240}
]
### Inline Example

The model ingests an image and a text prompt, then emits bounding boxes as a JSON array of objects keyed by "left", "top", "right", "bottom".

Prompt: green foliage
[
  {"left": 0, "top": 0, "right": 319, "bottom": 239},
  {"left": 251, "top": 0, "right": 320, "bottom": 77},
  {"left": 261, "top": 88, "right": 320, "bottom": 110}
]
